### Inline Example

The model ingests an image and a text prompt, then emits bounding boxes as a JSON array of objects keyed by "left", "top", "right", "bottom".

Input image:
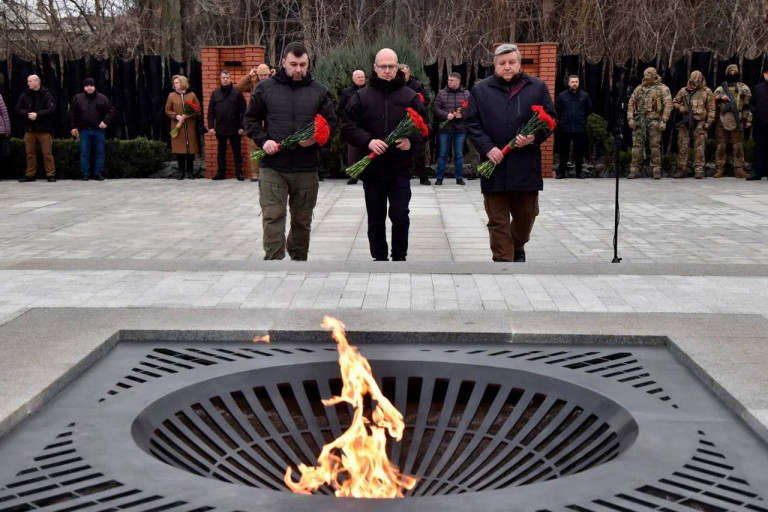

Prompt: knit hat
[
  {"left": 83, "top": 78, "right": 96, "bottom": 87},
  {"left": 725, "top": 64, "right": 739, "bottom": 75}
]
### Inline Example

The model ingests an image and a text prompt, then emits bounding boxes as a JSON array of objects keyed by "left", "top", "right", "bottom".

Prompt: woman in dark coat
[{"left": 165, "top": 74, "right": 201, "bottom": 179}]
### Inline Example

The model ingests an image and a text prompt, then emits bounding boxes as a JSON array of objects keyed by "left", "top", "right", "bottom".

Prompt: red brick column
[
  {"left": 518, "top": 43, "right": 558, "bottom": 178},
  {"left": 201, "top": 46, "right": 266, "bottom": 179}
]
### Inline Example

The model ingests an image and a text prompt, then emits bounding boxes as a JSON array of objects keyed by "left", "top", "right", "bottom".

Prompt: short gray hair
[
  {"left": 494, "top": 43, "right": 521, "bottom": 62},
  {"left": 398, "top": 64, "right": 410, "bottom": 72}
]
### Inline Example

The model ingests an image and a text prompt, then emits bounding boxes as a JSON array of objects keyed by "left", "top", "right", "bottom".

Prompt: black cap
[{"left": 83, "top": 78, "right": 96, "bottom": 87}]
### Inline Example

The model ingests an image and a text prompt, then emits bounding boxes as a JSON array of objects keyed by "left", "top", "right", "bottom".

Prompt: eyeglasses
[{"left": 375, "top": 64, "right": 398, "bottom": 71}]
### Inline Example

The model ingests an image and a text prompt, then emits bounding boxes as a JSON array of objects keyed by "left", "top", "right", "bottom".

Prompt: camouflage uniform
[
  {"left": 672, "top": 71, "right": 715, "bottom": 179},
  {"left": 627, "top": 68, "right": 673, "bottom": 179},
  {"left": 713, "top": 64, "right": 752, "bottom": 178}
]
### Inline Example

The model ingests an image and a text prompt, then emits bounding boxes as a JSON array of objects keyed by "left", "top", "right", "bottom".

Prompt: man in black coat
[
  {"left": 208, "top": 70, "right": 247, "bottom": 181},
  {"left": 243, "top": 42, "right": 336, "bottom": 261},
  {"left": 338, "top": 69, "right": 366, "bottom": 185},
  {"left": 555, "top": 75, "right": 592, "bottom": 179},
  {"left": 747, "top": 64, "right": 768, "bottom": 181},
  {"left": 465, "top": 43, "right": 557, "bottom": 263},
  {"left": 69, "top": 78, "right": 115, "bottom": 181},
  {"left": 342, "top": 48, "right": 428, "bottom": 261},
  {"left": 15, "top": 74, "right": 56, "bottom": 182},
  {"left": 401, "top": 63, "right": 431, "bottom": 186}
]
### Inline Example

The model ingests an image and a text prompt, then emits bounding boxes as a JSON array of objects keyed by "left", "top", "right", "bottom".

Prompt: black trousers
[
  {"left": 175, "top": 154, "right": 195, "bottom": 175},
  {"left": 557, "top": 131, "right": 588, "bottom": 175},
  {"left": 754, "top": 125, "right": 768, "bottom": 176},
  {"left": 412, "top": 136, "right": 428, "bottom": 178},
  {"left": 363, "top": 176, "right": 411, "bottom": 260},
  {"left": 216, "top": 134, "right": 243, "bottom": 177}
]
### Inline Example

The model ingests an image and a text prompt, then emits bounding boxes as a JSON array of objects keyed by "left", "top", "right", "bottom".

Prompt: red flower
[
  {"left": 406, "top": 107, "right": 429, "bottom": 137},
  {"left": 417, "top": 93, "right": 425, "bottom": 104},
  {"left": 184, "top": 100, "right": 201, "bottom": 112},
  {"left": 313, "top": 114, "right": 331, "bottom": 146},
  {"left": 461, "top": 100, "right": 469, "bottom": 109}
]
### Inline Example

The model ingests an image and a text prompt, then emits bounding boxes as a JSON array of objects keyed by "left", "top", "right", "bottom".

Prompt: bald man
[
  {"left": 338, "top": 69, "right": 366, "bottom": 184},
  {"left": 236, "top": 64, "right": 272, "bottom": 181},
  {"left": 15, "top": 74, "right": 56, "bottom": 182}
]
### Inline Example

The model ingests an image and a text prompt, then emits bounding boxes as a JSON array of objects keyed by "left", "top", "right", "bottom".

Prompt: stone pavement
[{"left": 1, "top": 177, "right": 767, "bottom": 443}]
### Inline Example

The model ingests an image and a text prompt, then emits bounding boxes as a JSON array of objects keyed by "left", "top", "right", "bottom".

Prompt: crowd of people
[{"left": 3, "top": 43, "right": 767, "bottom": 264}]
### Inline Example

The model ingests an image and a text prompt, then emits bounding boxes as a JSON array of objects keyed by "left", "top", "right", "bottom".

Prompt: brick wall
[
  {"left": 201, "top": 46, "right": 266, "bottom": 179},
  {"left": 518, "top": 43, "right": 558, "bottom": 178}
]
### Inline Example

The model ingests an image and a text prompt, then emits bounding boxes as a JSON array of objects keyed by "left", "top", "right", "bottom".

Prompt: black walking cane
[{"left": 612, "top": 84, "right": 631, "bottom": 263}]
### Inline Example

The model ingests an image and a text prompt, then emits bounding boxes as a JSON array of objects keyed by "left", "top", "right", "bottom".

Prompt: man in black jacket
[
  {"left": 208, "top": 70, "right": 247, "bottom": 181},
  {"left": 338, "top": 69, "right": 366, "bottom": 185},
  {"left": 555, "top": 75, "right": 592, "bottom": 179},
  {"left": 747, "top": 65, "right": 768, "bottom": 181},
  {"left": 15, "top": 74, "right": 56, "bottom": 182},
  {"left": 243, "top": 42, "right": 336, "bottom": 261},
  {"left": 343, "top": 49, "right": 428, "bottom": 261},
  {"left": 465, "top": 43, "right": 557, "bottom": 263},
  {"left": 69, "top": 78, "right": 115, "bottom": 181},
  {"left": 401, "top": 63, "right": 431, "bottom": 186}
]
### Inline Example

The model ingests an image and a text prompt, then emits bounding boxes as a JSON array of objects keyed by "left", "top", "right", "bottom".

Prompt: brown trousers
[
  {"left": 483, "top": 191, "right": 539, "bottom": 262},
  {"left": 24, "top": 131, "right": 56, "bottom": 178}
]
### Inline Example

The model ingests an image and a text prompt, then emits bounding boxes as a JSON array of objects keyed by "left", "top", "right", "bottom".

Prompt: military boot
[
  {"left": 734, "top": 168, "right": 749, "bottom": 178},
  {"left": 673, "top": 168, "right": 688, "bottom": 179},
  {"left": 627, "top": 168, "right": 640, "bottom": 179},
  {"left": 652, "top": 169, "right": 661, "bottom": 180},
  {"left": 694, "top": 168, "right": 704, "bottom": 179},
  {"left": 713, "top": 168, "right": 725, "bottom": 178}
]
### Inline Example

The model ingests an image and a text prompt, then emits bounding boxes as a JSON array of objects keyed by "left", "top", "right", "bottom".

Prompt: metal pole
[{"left": 612, "top": 84, "right": 630, "bottom": 263}]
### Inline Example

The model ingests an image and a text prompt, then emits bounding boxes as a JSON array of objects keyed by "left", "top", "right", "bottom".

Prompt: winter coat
[
  {"left": 406, "top": 78, "right": 429, "bottom": 108},
  {"left": 342, "top": 70, "right": 429, "bottom": 180},
  {"left": 165, "top": 91, "right": 201, "bottom": 155},
  {"left": 465, "top": 72, "right": 556, "bottom": 193},
  {"left": 15, "top": 87, "right": 55, "bottom": 133},
  {"left": 243, "top": 68, "right": 336, "bottom": 173},
  {"left": 433, "top": 86, "right": 471, "bottom": 133},
  {"left": 235, "top": 73, "right": 259, "bottom": 94},
  {"left": 0, "top": 95, "right": 10, "bottom": 136},
  {"left": 337, "top": 84, "right": 364, "bottom": 119},
  {"left": 672, "top": 84, "right": 715, "bottom": 127},
  {"left": 555, "top": 89, "right": 592, "bottom": 132},
  {"left": 69, "top": 91, "right": 115, "bottom": 130},
  {"left": 208, "top": 85, "right": 246, "bottom": 137},
  {"left": 750, "top": 80, "right": 768, "bottom": 127}
]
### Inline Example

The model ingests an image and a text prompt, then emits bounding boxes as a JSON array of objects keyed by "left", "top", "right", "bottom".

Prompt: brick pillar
[
  {"left": 518, "top": 43, "right": 558, "bottom": 178},
  {"left": 201, "top": 46, "right": 266, "bottom": 179}
]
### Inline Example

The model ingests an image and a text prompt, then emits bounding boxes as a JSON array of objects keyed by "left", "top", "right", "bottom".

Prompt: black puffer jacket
[
  {"left": 15, "top": 87, "right": 55, "bottom": 133},
  {"left": 751, "top": 80, "right": 768, "bottom": 127},
  {"left": 465, "top": 72, "right": 557, "bottom": 193},
  {"left": 69, "top": 91, "right": 115, "bottom": 130},
  {"left": 555, "top": 88, "right": 592, "bottom": 132},
  {"left": 434, "top": 86, "right": 471, "bottom": 133},
  {"left": 342, "top": 71, "right": 428, "bottom": 180},
  {"left": 208, "top": 85, "right": 246, "bottom": 136},
  {"left": 243, "top": 68, "right": 336, "bottom": 173}
]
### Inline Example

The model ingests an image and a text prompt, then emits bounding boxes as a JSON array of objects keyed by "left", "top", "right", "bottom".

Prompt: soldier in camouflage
[
  {"left": 627, "top": 67, "right": 673, "bottom": 179},
  {"left": 713, "top": 64, "right": 752, "bottom": 178},
  {"left": 672, "top": 71, "right": 715, "bottom": 179}
]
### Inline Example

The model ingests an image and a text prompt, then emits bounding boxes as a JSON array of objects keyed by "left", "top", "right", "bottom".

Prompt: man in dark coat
[
  {"left": 342, "top": 49, "right": 428, "bottom": 262},
  {"left": 555, "top": 75, "right": 592, "bottom": 179},
  {"left": 401, "top": 63, "right": 431, "bottom": 185},
  {"left": 16, "top": 74, "right": 56, "bottom": 182},
  {"left": 338, "top": 69, "right": 366, "bottom": 185},
  {"left": 69, "top": 78, "right": 115, "bottom": 181},
  {"left": 243, "top": 42, "right": 336, "bottom": 261},
  {"left": 208, "top": 70, "right": 247, "bottom": 181},
  {"left": 465, "top": 43, "right": 557, "bottom": 263},
  {"left": 747, "top": 64, "right": 768, "bottom": 181}
]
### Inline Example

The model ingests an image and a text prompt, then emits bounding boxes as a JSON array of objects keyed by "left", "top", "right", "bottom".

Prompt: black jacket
[
  {"left": 337, "top": 84, "right": 364, "bottom": 119},
  {"left": 69, "top": 91, "right": 115, "bottom": 130},
  {"left": 208, "top": 85, "right": 246, "bottom": 136},
  {"left": 555, "top": 88, "right": 592, "bottom": 133},
  {"left": 243, "top": 68, "right": 336, "bottom": 173},
  {"left": 342, "top": 71, "right": 428, "bottom": 180},
  {"left": 434, "top": 86, "right": 471, "bottom": 133},
  {"left": 751, "top": 80, "right": 768, "bottom": 127},
  {"left": 406, "top": 77, "right": 429, "bottom": 108},
  {"left": 15, "top": 87, "right": 55, "bottom": 133},
  {"left": 465, "top": 72, "right": 557, "bottom": 193}
]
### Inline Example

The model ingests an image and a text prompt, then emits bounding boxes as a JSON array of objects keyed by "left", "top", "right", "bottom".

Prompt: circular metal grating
[{"left": 131, "top": 360, "right": 638, "bottom": 496}]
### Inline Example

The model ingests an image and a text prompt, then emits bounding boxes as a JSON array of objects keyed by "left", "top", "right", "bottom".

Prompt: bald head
[
  {"left": 374, "top": 48, "right": 398, "bottom": 81},
  {"left": 352, "top": 69, "right": 365, "bottom": 86},
  {"left": 27, "top": 74, "right": 41, "bottom": 91}
]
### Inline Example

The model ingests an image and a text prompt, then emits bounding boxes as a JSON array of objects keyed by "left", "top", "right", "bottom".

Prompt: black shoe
[
  {"left": 456, "top": 179, "right": 465, "bottom": 185},
  {"left": 347, "top": 178, "right": 358, "bottom": 185},
  {"left": 513, "top": 250, "right": 526, "bottom": 262},
  {"left": 420, "top": 177, "right": 431, "bottom": 185},
  {"left": 435, "top": 179, "right": 443, "bottom": 185},
  {"left": 373, "top": 257, "right": 388, "bottom": 261},
  {"left": 251, "top": 177, "right": 259, "bottom": 182},
  {"left": 212, "top": 174, "right": 225, "bottom": 180},
  {"left": 392, "top": 256, "right": 406, "bottom": 261},
  {"left": 18, "top": 176, "right": 35, "bottom": 182},
  {"left": 555, "top": 173, "right": 566, "bottom": 179},
  {"left": 46, "top": 177, "right": 56, "bottom": 182},
  {"left": 319, "top": 176, "right": 325, "bottom": 181},
  {"left": 746, "top": 173, "right": 765, "bottom": 181},
  {"left": 93, "top": 175, "right": 104, "bottom": 181},
  {"left": 177, "top": 174, "right": 185, "bottom": 180},
  {"left": 236, "top": 174, "right": 244, "bottom": 181},
  {"left": 81, "top": 175, "right": 90, "bottom": 181},
  {"left": 576, "top": 172, "right": 585, "bottom": 179}
]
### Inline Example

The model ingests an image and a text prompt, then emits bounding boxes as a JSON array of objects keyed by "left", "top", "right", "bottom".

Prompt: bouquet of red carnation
[
  {"left": 346, "top": 108, "right": 429, "bottom": 178},
  {"left": 476, "top": 105, "right": 556, "bottom": 179},
  {"left": 170, "top": 100, "right": 201, "bottom": 138},
  {"left": 439, "top": 99, "right": 469, "bottom": 129},
  {"left": 251, "top": 114, "right": 331, "bottom": 162}
]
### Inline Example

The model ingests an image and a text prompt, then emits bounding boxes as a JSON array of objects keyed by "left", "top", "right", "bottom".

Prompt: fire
[
  {"left": 284, "top": 316, "right": 417, "bottom": 498},
  {"left": 252, "top": 334, "right": 270, "bottom": 343}
]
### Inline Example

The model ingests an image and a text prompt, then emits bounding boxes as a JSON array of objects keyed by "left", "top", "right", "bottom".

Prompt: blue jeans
[
  {"left": 437, "top": 132, "right": 466, "bottom": 180},
  {"left": 79, "top": 129, "right": 105, "bottom": 177}
]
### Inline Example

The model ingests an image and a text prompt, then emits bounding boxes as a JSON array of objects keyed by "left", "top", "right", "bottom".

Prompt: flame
[
  {"left": 284, "top": 316, "right": 417, "bottom": 498},
  {"left": 253, "top": 334, "right": 270, "bottom": 343}
]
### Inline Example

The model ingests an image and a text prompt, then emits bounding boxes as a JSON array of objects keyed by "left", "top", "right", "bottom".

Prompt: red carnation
[
  {"left": 406, "top": 107, "right": 429, "bottom": 137},
  {"left": 461, "top": 100, "right": 469, "bottom": 109},
  {"left": 417, "top": 93, "right": 425, "bottom": 103},
  {"left": 313, "top": 114, "right": 331, "bottom": 146}
]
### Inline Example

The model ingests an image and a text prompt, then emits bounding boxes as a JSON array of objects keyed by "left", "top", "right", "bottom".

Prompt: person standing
[
  {"left": 713, "top": 64, "right": 752, "bottom": 178},
  {"left": 165, "top": 75, "right": 201, "bottom": 180},
  {"left": 236, "top": 64, "right": 271, "bottom": 182},
  {"left": 338, "top": 69, "right": 366, "bottom": 185},
  {"left": 626, "top": 67, "right": 672, "bottom": 180},
  {"left": 433, "top": 72, "right": 471, "bottom": 185},
  {"left": 555, "top": 75, "right": 592, "bottom": 179},
  {"left": 69, "top": 78, "right": 115, "bottom": 181},
  {"left": 747, "top": 64, "right": 768, "bottom": 181},
  {"left": 0, "top": 93, "right": 10, "bottom": 158},
  {"left": 15, "top": 74, "right": 56, "bottom": 182},
  {"left": 465, "top": 43, "right": 556, "bottom": 263},
  {"left": 343, "top": 48, "right": 428, "bottom": 261},
  {"left": 208, "top": 70, "right": 247, "bottom": 181},
  {"left": 243, "top": 42, "right": 336, "bottom": 261},
  {"left": 671, "top": 71, "right": 715, "bottom": 179},
  {"left": 400, "top": 63, "right": 431, "bottom": 186}
]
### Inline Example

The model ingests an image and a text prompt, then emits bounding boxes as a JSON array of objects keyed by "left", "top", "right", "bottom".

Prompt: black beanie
[{"left": 83, "top": 78, "right": 96, "bottom": 87}]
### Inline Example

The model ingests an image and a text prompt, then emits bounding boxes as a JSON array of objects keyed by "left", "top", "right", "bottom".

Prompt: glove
[
  {"left": 659, "top": 121, "right": 667, "bottom": 131},
  {"left": 628, "top": 119, "right": 635, "bottom": 130}
]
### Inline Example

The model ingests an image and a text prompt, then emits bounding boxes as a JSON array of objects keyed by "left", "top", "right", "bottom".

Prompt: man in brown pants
[
  {"left": 15, "top": 75, "right": 56, "bottom": 182},
  {"left": 236, "top": 64, "right": 271, "bottom": 181}
]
